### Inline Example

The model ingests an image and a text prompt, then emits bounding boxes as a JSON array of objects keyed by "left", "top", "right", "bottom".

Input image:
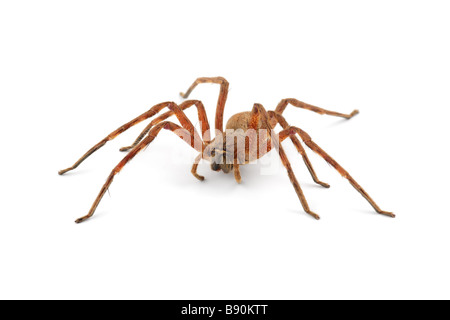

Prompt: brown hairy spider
[{"left": 59, "top": 77, "right": 394, "bottom": 223}]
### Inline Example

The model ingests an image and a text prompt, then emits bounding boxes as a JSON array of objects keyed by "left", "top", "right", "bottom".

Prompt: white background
[{"left": 1, "top": 0, "right": 449, "bottom": 300}]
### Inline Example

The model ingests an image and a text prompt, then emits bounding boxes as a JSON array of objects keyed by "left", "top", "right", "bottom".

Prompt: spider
[{"left": 59, "top": 77, "right": 394, "bottom": 223}]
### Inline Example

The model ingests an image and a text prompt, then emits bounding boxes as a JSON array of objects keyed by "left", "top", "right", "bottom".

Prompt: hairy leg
[
  {"left": 75, "top": 121, "right": 198, "bottom": 223},
  {"left": 275, "top": 98, "right": 359, "bottom": 119},
  {"left": 250, "top": 103, "right": 320, "bottom": 220},
  {"left": 191, "top": 153, "right": 205, "bottom": 181},
  {"left": 58, "top": 102, "right": 174, "bottom": 175},
  {"left": 120, "top": 100, "right": 211, "bottom": 152},
  {"left": 233, "top": 163, "right": 242, "bottom": 184},
  {"left": 285, "top": 126, "right": 394, "bottom": 217},
  {"left": 59, "top": 102, "right": 204, "bottom": 175},
  {"left": 268, "top": 111, "right": 329, "bottom": 188},
  {"left": 180, "top": 77, "right": 229, "bottom": 133}
]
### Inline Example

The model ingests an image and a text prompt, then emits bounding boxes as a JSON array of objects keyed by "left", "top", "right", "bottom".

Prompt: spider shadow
[
  {"left": 285, "top": 207, "right": 321, "bottom": 220},
  {"left": 302, "top": 182, "right": 331, "bottom": 189},
  {"left": 72, "top": 211, "right": 103, "bottom": 224},
  {"left": 235, "top": 160, "right": 331, "bottom": 190},
  {"left": 324, "top": 117, "right": 354, "bottom": 129},
  {"left": 353, "top": 208, "right": 396, "bottom": 219},
  {"left": 58, "top": 169, "right": 91, "bottom": 177}
]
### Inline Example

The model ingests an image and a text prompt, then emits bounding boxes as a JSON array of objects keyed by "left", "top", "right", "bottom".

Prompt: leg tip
[
  {"left": 119, "top": 146, "right": 131, "bottom": 152},
  {"left": 179, "top": 92, "right": 187, "bottom": 99},
  {"left": 75, "top": 217, "right": 88, "bottom": 224},
  {"left": 350, "top": 109, "right": 360, "bottom": 117},
  {"left": 307, "top": 211, "right": 321, "bottom": 220},
  {"left": 318, "top": 181, "right": 330, "bottom": 188},
  {"left": 193, "top": 174, "right": 205, "bottom": 181},
  {"left": 379, "top": 211, "right": 395, "bottom": 218},
  {"left": 58, "top": 168, "right": 69, "bottom": 175}
]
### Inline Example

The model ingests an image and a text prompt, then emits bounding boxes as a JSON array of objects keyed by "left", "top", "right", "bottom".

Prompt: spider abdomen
[{"left": 226, "top": 111, "right": 261, "bottom": 131}]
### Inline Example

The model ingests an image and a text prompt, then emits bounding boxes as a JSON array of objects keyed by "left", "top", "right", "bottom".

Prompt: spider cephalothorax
[
  {"left": 206, "top": 131, "right": 248, "bottom": 174},
  {"left": 59, "top": 76, "right": 393, "bottom": 223},
  {"left": 206, "top": 140, "right": 233, "bottom": 173}
]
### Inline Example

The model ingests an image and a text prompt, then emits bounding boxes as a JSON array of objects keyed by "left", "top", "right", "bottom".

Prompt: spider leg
[
  {"left": 275, "top": 98, "right": 359, "bottom": 119},
  {"left": 75, "top": 121, "right": 198, "bottom": 223},
  {"left": 180, "top": 77, "right": 229, "bottom": 133},
  {"left": 120, "top": 100, "right": 211, "bottom": 152},
  {"left": 250, "top": 103, "right": 320, "bottom": 220},
  {"left": 268, "top": 111, "right": 330, "bottom": 188},
  {"left": 58, "top": 101, "right": 174, "bottom": 175},
  {"left": 233, "top": 163, "right": 242, "bottom": 184},
  {"left": 284, "top": 126, "right": 394, "bottom": 218},
  {"left": 191, "top": 153, "right": 204, "bottom": 181},
  {"left": 59, "top": 102, "right": 204, "bottom": 175}
]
